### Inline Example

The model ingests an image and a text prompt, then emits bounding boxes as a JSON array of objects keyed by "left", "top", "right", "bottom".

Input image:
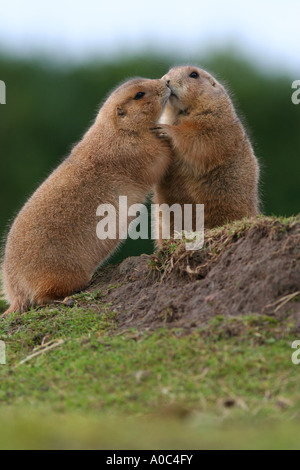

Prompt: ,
[
  {"left": 0, "top": 341, "right": 6, "bottom": 365},
  {"left": 0, "top": 80, "right": 6, "bottom": 104},
  {"left": 96, "top": 196, "right": 204, "bottom": 250},
  {"left": 291, "top": 80, "right": 300, "bottom": 105}
]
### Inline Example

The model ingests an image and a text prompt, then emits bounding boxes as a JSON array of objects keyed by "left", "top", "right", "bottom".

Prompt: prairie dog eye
[
  {"left": 189, "top": 72, "right": 199, "bottom": 79},
  {"left": 134, "top": 92, "right": 146, "bottom": 100}
]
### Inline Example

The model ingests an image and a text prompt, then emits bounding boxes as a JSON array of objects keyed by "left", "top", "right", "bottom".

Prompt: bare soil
[{"left": 88, "top": 216, "right": 300, "bottom": 332}]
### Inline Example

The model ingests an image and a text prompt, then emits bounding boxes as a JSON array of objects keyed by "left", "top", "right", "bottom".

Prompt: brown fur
[
  {"left": 154, "top": 66, "right": 260, "bottom": 245},
  {"left": 2, "top": 78, "right": 171, "bottom": 316}
]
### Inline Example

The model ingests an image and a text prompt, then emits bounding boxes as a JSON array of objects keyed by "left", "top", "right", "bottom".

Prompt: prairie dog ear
[
  {"left": 209, "top": 77, "right": 217, "bottom": 87},
  {"left": 117, "top": 106, "right": 126, "bottom": 117}
]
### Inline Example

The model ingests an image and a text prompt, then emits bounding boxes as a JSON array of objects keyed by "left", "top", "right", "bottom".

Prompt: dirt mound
[{"left": 88, "top": 216, "right": 300, "bottom": 332}]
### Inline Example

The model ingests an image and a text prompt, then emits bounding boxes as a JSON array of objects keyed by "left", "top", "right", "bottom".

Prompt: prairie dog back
[
  {"left": 2, "top": 78, "right": 171, "bottom": 316},
  {"left": 154, "top": 66, "right": 260, "bottom": 244}
]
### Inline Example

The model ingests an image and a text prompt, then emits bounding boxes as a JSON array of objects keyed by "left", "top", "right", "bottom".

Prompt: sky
[{"left": 0, "top": 0, "right": 299, "bottom": 73}]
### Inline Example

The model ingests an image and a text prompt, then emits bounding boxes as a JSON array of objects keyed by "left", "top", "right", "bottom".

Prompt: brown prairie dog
[
  {"left": 2, "top": 78, "right": 171, "bottom": 316},
  {"left": 154, "top": 66, "right": 260, "bottom": 245}
]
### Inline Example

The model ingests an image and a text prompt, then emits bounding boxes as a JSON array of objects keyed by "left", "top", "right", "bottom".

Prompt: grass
[
  {"left": 1, "top": 299, "right": 300, "bottom": 449},
  {"left": 0, "top": 214, "right": 299, "bottom": 449},
  {"left": 149, "top": 214, "right": 300, "bottom": 279},
  {"left": 1, "top": 411, "right": 300, "bottom": 450}
]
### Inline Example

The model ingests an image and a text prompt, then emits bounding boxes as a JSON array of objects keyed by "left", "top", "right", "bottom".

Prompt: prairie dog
[
  {"left": 154, "top": 66, "right": 260, "bottom": 244},
  {"left": 2, "top": 78, "right": 171, "bottom": 316}
]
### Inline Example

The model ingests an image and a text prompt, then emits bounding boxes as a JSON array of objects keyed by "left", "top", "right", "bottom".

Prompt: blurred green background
[{"left": 0, "top": 51, "right": 299, "bottom": 263}]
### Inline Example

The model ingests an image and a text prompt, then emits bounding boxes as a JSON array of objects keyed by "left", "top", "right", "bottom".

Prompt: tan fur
[
  {"left": 154, "top": 66, "right": 260, "bottom": 245},
  {"left": 2, "top": 78, "right": 171, "bottom": 316}
]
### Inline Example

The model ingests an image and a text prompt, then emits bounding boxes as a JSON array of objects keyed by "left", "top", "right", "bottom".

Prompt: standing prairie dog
[
  {"left": 154, "top": 66, "right": 260, "bottom": 244},
  {"left": 2, "top": 78, "right": 171, "bottom": 316}
]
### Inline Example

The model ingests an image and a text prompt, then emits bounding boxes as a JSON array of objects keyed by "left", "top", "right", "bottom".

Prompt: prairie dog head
[
  {"left": 101, "top": 78, "right": 171, "bottom": 133},
  {"left": 161, "top": 66, "right": 229, "bottom": 120}
]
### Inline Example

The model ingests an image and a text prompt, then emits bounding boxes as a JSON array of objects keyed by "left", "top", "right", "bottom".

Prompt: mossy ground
[
  {"left": 0, "top": 215, "right": 299, "bottom": 449},
  {"left": 0, "top": 301, "right": 300, "bottom": 449}
]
